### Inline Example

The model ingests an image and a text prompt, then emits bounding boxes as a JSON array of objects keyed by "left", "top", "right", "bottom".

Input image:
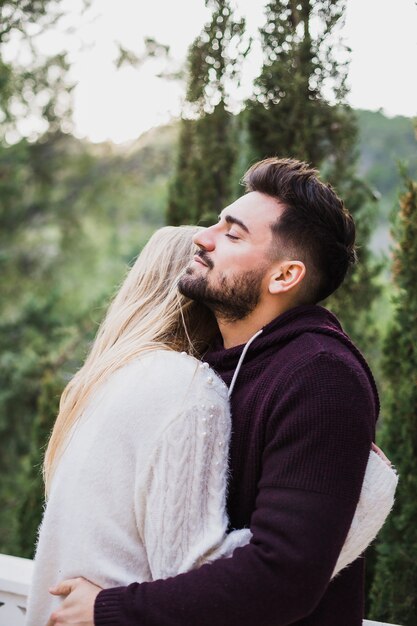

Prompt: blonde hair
[{"left": 43, "top": 225, "right": 216, "bottom": 494}]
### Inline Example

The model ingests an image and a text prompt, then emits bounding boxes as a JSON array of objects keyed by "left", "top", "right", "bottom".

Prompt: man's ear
[{"left": 268, "top": 261, "right": 306, "bottom": 295}]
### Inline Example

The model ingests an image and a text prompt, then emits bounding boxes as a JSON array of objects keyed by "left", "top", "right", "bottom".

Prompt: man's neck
[{"left": 217, "top": 304, "right": 291, "bottom": 349}]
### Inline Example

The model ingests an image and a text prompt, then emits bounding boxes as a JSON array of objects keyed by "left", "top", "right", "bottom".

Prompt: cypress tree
[
  {"left": 166, "top": 119, "right": 198, "bottom": 225},
  {"left": 166, "top": 0, "right": 247, "bottom": 226},
  {"left": 369, "top": 171, "right": 417, "bottom": 626},
  {"left": 246, "top": 0, "right": 381, "bottom": 353},
  {"left": 247, "top": 0, "right": 350, "bottom": 164}
]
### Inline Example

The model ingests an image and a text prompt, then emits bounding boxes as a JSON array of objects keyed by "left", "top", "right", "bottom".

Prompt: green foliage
[
  {"left": 325, "top": 176, "right": 382, "bottom": 361},
  {"left": 0, "top": 123, "right": 172, "bottom": 557},
  {"left": 369, "top": 174, "right": 417, "bottom": 625},
  {"left": 167, "top": 0, "right": 247, "bottom": 226},
  {"left": 247, "top": 0, "right": 350, "bottom": 163},
  {"left": 0, "top": 1, "right": 73, "bottom": 140},
  {"left": 192, "top": 102, "right": 239, "bottom": 225},
  {"left": 167, "top": 105, "right": 239, "bottom": 226},
  {"left": 246, "top": 0, "right": 381, "bottom": 362},
  {"left": 0, "top": 295, "right": 88, "bottom": 556},
  {"left": 186, "top": 0, "right": 247, "bottom": 112},
  {"left": 0, "top": 6, "right": 176, "bottom": 545},
  {"left": 17, "top": 367, "right": 64, "bottom": 558},
  {"left": 0, "top": 2, "right": 78, "bottom": 552},
  {"left": 166, "top": 119, "right": 199, "bottom": 225},
  {"left": 0, "top": 0, "right": 53, "bottom": 42}
]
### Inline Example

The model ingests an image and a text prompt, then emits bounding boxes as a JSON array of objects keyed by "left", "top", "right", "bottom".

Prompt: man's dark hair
[{"left": 243, "top": 157, "right": 357, "bottom": 303}]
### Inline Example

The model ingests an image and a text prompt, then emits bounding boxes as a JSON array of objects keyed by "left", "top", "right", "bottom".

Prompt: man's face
[{"left": 178, "top": 191, "right": 283, "bottom": 322}]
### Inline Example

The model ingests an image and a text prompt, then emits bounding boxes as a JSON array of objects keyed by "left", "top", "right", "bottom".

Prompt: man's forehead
[{"left": 220, "top": 191, "right": 282, "bottom": 226}]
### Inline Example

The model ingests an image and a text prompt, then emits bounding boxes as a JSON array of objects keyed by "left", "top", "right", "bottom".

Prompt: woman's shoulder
[
  {"left": 105, "top": 349, "right": 228, "bottom": 406},
  {"left": 78, "top": 350, "right": 229, "bottom": 446},
  {"left": 136, "top": 349, "right": 228, "bottom": 400}
]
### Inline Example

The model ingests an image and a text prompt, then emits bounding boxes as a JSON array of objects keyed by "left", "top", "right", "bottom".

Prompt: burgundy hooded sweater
[{"left": 95, "top": 305, "right": 377, "bottom": 626}]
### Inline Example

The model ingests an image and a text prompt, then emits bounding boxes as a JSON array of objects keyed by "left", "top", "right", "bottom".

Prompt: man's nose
[{"left": 193, "top": 226, "right": 216, "bottom": 251}]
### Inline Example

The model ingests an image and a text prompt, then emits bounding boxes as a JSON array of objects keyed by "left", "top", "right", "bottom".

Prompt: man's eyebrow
[{"left": 223, "top": 214, "right": 250, "bottom": 234}]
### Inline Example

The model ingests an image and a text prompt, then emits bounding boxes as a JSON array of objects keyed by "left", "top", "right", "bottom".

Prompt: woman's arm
[
  {"left": 141, "top": 389, "right": 248, "bottom": 579},
  {"left": 143, "top": 407, "right": 397, "bottom": 581}
]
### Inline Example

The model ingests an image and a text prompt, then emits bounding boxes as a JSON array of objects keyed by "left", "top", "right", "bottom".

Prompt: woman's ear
[{"left": 268, "top": 261, "right": 306, "bottom": 295}]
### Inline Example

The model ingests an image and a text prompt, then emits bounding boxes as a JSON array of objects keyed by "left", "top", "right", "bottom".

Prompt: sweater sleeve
[
  {"left": 94, "top": 353, "right": 375, "bottom": 626},
  {"left": 332, "top": 449, "right": 398, "bottom": 578},
  {"left": 140, "top": 396, "right": 250, "bottom": 580}
]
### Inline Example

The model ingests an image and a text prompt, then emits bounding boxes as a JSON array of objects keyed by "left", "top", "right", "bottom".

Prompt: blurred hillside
[
  {"left": 357, "top": 109, "right": 417, "bottom": 207},
  {"left": 356, "top": 110, "right": 417, "bottom": 253}
]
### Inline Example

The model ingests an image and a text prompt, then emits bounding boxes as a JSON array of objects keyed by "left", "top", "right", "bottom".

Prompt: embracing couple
[{"left": 26, "top": 157, "right": 397, "bottom": 626}]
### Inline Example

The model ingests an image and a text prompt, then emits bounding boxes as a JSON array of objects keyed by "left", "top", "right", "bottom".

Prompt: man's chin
[
  {"left": 178, "top": 273, "right": 200, "bottom": 298},
  {"left": 179, "top": 269, "right": 212, "bottom": 299}
]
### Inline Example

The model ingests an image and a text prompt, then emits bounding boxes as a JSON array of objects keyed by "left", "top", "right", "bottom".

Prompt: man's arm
[
  {"left": 92, "top": 353, "right": 374, "bottom": 626},
  {"left": 94, "top": 491, "right": 359, "bottom": 625},
  {"left": 49, "top": 449, "right": 396, "bottom": 626},
  {"left": 46, "top": 487, "right": 352, "bottom": 626}
]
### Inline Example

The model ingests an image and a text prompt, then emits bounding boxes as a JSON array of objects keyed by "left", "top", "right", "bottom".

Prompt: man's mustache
[{"left": 196, "top": 250, "right": 214, "bottom": 270}]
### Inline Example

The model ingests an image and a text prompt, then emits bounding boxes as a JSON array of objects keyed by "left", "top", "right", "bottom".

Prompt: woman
[
  {"left": 25, "top": 226, "right": 250, "bottom": 626},
  {"left": 25, "top": 226, "right": 397, "bottom": 626}
]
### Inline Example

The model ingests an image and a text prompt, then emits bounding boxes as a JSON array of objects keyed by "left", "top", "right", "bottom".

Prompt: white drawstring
[{"left": 228, "top": 329, "right": 263, "bottom": 398}]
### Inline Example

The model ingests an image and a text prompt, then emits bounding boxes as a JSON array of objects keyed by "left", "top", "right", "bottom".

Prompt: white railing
[
  {"left": 0, "top": 553, "right": 401, "bottom": 626},
  {"left": 0, "top": 553, "right": 33, "bottom": 625},
  {"left": 364, "top": 623, "right": 401, "bottom": 626}
]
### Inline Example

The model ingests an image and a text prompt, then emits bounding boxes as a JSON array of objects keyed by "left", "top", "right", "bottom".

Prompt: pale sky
[{"left": 6, "top": 0, "right": 417, "bottom": 143}]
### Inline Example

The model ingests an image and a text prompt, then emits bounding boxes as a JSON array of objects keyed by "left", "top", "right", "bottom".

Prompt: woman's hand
[
  {"left": 372, "top": 442, "right": 392, "bottom": 466},
  {"left": 46, "top": 577, "right": 102, "bottom": 626}
]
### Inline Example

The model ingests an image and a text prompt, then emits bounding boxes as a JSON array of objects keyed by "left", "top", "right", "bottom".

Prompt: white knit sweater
[
  {"left": 25, "top": 351, "right": 249, "bottom": 626},
  {"left": 25, "top": 350, "right": 397, "bottom": 626}
]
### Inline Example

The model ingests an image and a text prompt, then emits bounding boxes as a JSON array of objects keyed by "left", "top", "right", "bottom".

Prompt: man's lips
[{"left": 193, "top": 254, "right": 209, "bottom": 268}]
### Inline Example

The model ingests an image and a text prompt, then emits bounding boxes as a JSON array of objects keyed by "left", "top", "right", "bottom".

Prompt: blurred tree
[
  {"left": 324, "top": 177, "right": 382, "bottom": 361},
  {"left": 0, "top": 121, "right": 171, "bottom": 555},
  {"left": 246, "top": 0, "right": 381, "bottom": 354},
  {"left": 0, "top": 0, "right": 76, "bottom": 320},
  {"left": 0, "top": 294, "right": 87, "bottom": 555},
  {"left": 247, "top": 0, "right": 351, "bottom": 163},
  {"left": 166, "top": 119, "right": 198, "bottom": 225},
  {"left": 0, "top": 1, "right": 168, "bottom": 557},
  {"left": 166, "top": 0, "right": 248, "bottom": 225},
  {"left": 369, "top": 169, "right": 417, "bottom": 626},
  {"left": 0, "top": 0, "right": 73, "bottom": 141},
  {"left": 115, "top": 37, "right": 170, "bottom": 70},
  {"left": 0, "top": 4, "right": 74, "bottom": 556}
]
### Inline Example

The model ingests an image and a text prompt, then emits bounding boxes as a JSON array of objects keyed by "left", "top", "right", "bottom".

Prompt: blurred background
[{"left": 0, "top": 0, "right": 416, "bottom": 623}]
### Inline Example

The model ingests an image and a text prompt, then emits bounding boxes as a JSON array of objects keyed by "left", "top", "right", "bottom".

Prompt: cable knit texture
[
  {"left": 25, "top": 350, "right": 247, "bottom": 626},
  {"left": 94, "top": 305, "right": 397, "bottom": 626}
]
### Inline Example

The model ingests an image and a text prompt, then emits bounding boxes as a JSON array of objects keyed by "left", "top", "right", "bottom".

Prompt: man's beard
[{"left": 178, "top": 265, "right": 266, "bottom": 323}]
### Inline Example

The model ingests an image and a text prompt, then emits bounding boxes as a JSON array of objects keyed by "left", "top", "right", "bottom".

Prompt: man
[{"left": 48, "top": 158, "right": 381, "bottom": 625}]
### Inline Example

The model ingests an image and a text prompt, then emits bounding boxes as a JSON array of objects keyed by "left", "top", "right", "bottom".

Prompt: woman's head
[
  {"left": 98, "top": 225, "right": 215, "bottom": 355},
  {"left": 44, "top": 226, "right": 217, "bottom": 493}
]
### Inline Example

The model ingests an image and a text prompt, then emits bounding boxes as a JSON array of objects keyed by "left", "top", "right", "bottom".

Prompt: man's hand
[{"left": 46, "top": 577, "right": 102, "bottom": 626}]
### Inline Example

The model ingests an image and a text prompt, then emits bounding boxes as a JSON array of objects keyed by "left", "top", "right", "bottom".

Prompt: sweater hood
[{"left": 206, "top": 304, "right": 380, "bottom": 414}]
